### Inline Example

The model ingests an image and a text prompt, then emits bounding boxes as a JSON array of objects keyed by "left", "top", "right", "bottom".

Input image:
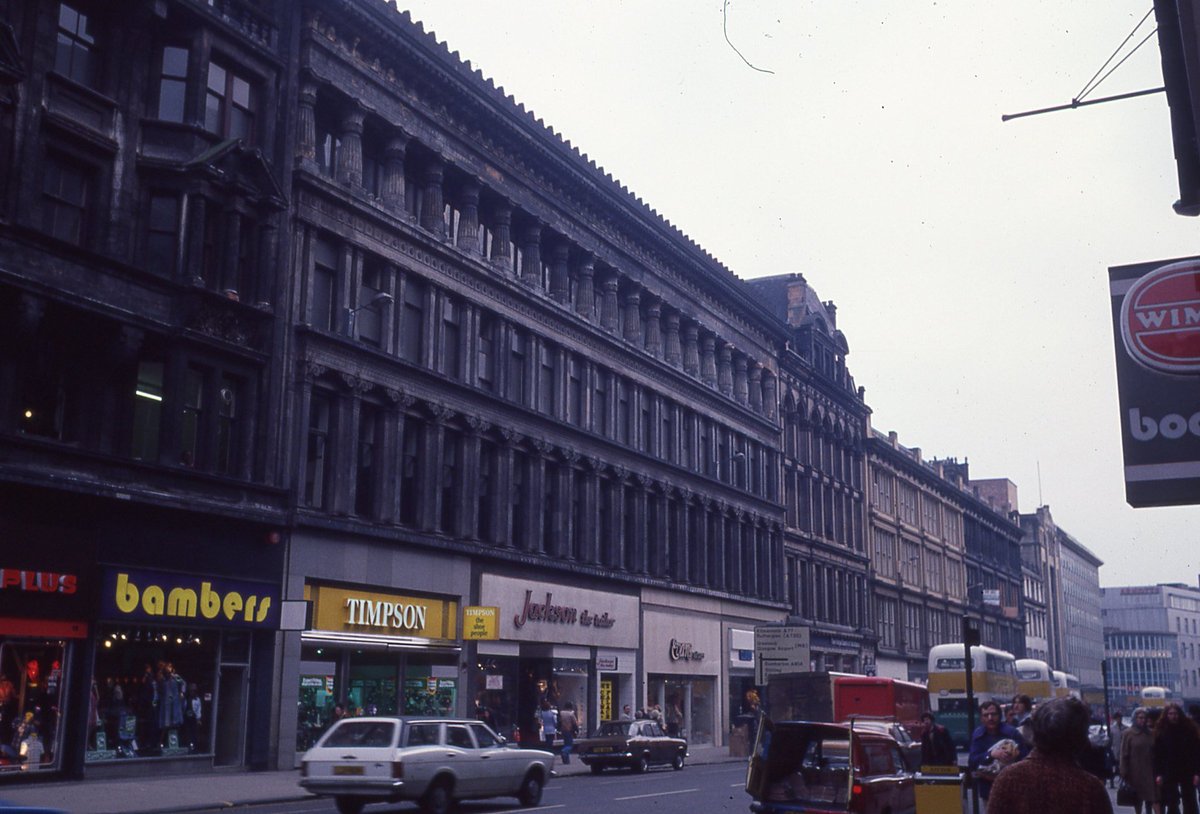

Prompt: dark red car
[{"left": 746, "top": 720, "right": 916, "bottom": 814}]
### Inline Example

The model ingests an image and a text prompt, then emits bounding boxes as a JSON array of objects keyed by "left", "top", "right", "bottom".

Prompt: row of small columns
[{"left": 297, "top": 84, "right": 778, "bottom": 419}]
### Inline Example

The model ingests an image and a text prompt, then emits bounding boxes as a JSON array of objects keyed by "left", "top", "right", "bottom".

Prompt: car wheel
[
  {"left": 590, "top": 764, "right": 605, "bottom": 775},
  {"left": 334, "top": 798, "right": 364, "bottom": 814},
  {"left": 633, "top": 754, "right": 649, "bottom": 773},
  {"left": 420, "top": 780, "right": 453, "bottom": 814},
  {"left": 517, "top": 771, "right": 544, "bottom": 807},
  {"left": 672, "top": 751, "right": 685, "bottom": 771}
]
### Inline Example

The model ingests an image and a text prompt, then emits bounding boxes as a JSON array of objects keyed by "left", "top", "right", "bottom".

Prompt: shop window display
[
  {"left": 0, "top": 640, "right": 68, "bottom": 773},
  {"left": 87, "top": 626, "right": 216, "bottom": 761}
]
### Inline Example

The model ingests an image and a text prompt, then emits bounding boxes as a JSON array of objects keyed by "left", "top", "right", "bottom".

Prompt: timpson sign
[
  {"left": 480, "top": 574, "right": 638, "bottom": 648},
  {"left": 1109, "top": 257, "right": 1200, "bottom": 507},
  {"left": 308, "top": 584, "right": 457, "bottom": 640}
]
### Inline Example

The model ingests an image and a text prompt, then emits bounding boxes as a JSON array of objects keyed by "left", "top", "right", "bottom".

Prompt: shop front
[
  {"left": 811, "top": 633, "right": 865, "bottom": 674},
  {"left": 477, "top": 573, "right": 638, "bottom": 744},
  {"left": 296, "top": 581, "right": 460, "bottom": 750},
  {"left": 643, "top": 606, "right": 720, "bottom": 746},
  {"left": 87, "top": 567, "right": 280, "bottom": 769},
  {"left": 0, "top": 559, "right": 90, "bottom": 776}
]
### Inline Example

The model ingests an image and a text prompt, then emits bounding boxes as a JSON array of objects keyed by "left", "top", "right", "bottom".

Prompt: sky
[{"left": 398, "top": 1, "right": 1200, "bottom": 587}]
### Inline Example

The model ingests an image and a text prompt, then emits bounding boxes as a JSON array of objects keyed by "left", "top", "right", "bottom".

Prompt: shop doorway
[{"left": 213, "top": 665, "right": 246, "bottom": 766}]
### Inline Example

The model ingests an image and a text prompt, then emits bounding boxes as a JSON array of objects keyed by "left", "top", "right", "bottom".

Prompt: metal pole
[
  {"left": 1102, "top": 660, "right": 1113, "bottom": 767},
  {"left": 962, "top": 615, "right": 980, "bottom": 814}
]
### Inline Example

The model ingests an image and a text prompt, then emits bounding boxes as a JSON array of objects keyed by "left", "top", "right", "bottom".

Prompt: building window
[
  {"left": 130, "top": 360, "right": 164, "bottom": 462},
  {"left": 157, "top": 46, "right": 189, "bottom": 122},
  {"left": 357, "top": 257, "right": 386, "bottom": 347},
  {"left": 566, "top": 356, "right": 582, "bottom": 427},
  {"left": 205, "top": 61, "right": 254, "bottom": 141},
  {"left": 898, "top": 482, "right": 918, "bottom": 526},
  {"left": 508, "top": 329, "right": 527, "bottom": 405},
  {"left": 878, "top": 598, "right": 897, "bottom": 649},
  {"left": 441, "top": 298, "right": 461, "bottom": 379},
  {"left": 146, "top": 193, "right": 181, "bottom": 276},
  {"left": 179, "top": 366, "right": 205, "bottom": 467},
  {"left": 42, "top": 154, "right": 89, "bottom": 244},
  {"left": 399, "top": 421, "right": 421, "bottom": 526},
  {"left": 477, "top": 440, "right": 496, "bottom": 542},
  {"left": 440, "top": 429, "right": 460, "bottom": 533},
  {"left": 400, "top": 279, "right": 425, "bottom": 365},
  {"left": 355, "top": 403, "right": 380, "bottom": 517},
  {"left": 55, "top": 3, "right": 96, "bottom": 87},
  {"left": 617, "top": 380, "right": 631, "bottom": 445},
  {"left": 214, "top": 374, "right": 241, "bottom": 476},
  {"left": 315, "top": 103, "right": 339, "bottom": 177},
  {"left": 310, "top": 237, "right": 338, "bottom": 332},
  {"left": 305, "top": 392, "right": 332, "bottom": 508},
  {"left": 511, "top": 451, "right": 528, "bottom": 545},
  {"left": 871, "top": 468, "right": 894, "bottom": 515},
  {"left": 539, "top": 343, "right": 557, "bottom": 417},
  {"left": 476, "top": 313, "right": 495, "bottom": 392},
  {"left": 593, "top": 369, "right": 609, "bottom": 436}
]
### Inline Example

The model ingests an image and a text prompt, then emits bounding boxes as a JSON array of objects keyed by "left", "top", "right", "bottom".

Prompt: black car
[{"left": 575, "top": 719, "right": 687, "bottom": 774}]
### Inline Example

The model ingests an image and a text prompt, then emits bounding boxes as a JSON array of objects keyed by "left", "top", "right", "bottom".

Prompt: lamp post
[{"left": 344, "top": 291, "right": 393, "bottom": 337}]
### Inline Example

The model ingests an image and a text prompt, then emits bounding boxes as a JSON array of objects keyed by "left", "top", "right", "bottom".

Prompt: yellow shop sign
[{"left": 309, "top": 584, "right": 457, "bottom": 640}]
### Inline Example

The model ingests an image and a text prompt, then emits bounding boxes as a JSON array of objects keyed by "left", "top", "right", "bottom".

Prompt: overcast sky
[{"left": 400, "top": 1, "right": 1200, "bottom": 588}]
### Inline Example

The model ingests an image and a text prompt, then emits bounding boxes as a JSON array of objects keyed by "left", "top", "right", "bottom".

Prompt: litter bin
[{"left": 915, "top": 766, "right": 963, "bottom": 814}]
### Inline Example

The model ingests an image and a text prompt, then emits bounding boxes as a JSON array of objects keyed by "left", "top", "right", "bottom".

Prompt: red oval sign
[{"left": 1121, "top": 260, "right": 1200, "bottom": 374}]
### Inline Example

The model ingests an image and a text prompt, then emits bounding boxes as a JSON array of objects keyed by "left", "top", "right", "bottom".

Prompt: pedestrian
[
  {"left": 1153, "top": 702, "right": 1200, "bottom": 814},
  {"left": 1120, "top": 708, "right": 1160, "bottom": 814},
  {"left": 968, "top": 700, "right": 1030, "bottom": 812},
  {"left": 920, "top": 711, "right": 958, "bottom": 767},
  {"left": 558, "top": 702, "right": 579, "bottom": 764},
  {"left": 987, "top": 697, "right": 1113, "bottom": 814},
  {"left": 1110, "top": 711, "right": 1129, "bottom": 789},
  {"left": 1010, "top": 694, "right": 1034, "bottom": 745},
  {"left": 538, "top": 700, "right": 558, "bottom": 755},
  {"left": 621, "top": 704, "right": 633, "bottom": 720}
]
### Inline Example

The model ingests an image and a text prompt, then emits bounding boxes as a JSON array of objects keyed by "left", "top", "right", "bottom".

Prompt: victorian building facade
[
  {"left": 745, "top": 275, "right": 872, "bottom": 675},
  {"left": 865, "top": 434, "right": 969, "bottom": 681}
]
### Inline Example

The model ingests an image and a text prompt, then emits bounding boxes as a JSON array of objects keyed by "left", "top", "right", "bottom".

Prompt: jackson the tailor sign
[
  {"left": 101, "top": 567, "right": 280, "bottom": 629},
  {"left": 1109, "top": 256, "right": 1200, "bottom": 507}
]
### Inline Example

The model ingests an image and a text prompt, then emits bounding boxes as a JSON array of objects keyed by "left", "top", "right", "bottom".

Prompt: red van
[{"left": 746, "top": 721, "right": 916, "bottom": 814}]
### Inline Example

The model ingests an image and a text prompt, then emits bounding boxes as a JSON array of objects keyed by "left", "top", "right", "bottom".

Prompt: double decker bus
[
  {"left": 1051, "top": 670, "right": 1081, "bottom": 700},
  {"left": 927, "top": 643, "right": 1017, "bottom": 748},
  {"left": 1014, "top": 658, "right": 1053, "bottom": 704},
  {"left": 1140, "top": 686, "right": 1169, "bottom": 708}
]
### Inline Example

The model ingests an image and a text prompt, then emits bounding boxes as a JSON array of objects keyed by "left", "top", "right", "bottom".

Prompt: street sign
[{"left": 754, "top": 624, "right": 811, "bottom": 685}]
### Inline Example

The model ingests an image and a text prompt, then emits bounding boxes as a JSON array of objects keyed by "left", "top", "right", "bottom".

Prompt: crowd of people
[{"left": 939, "top": 694, "right": 1200, "bottom": 814}]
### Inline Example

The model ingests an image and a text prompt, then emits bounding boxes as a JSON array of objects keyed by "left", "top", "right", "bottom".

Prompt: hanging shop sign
[
  {"left": 309, "top": 583, "right": 457, "bottom": 640},
  {"left": 463, "top": 606, "right": 499, "bottom": 640},
  {"left": 480, "top": 574, "right": 639, "bottom": 648},
  {"left": 1109, "top": 256, "right": 1200, "bottom": 507},
  {"left": 100, "top": 567, "right": 280, "bottom": 629}
]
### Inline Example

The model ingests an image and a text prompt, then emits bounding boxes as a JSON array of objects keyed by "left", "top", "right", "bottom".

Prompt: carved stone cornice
[
  {"left": 385, "top": 387, "right": 416, "bottom": 407},
  {"left": 532, "top": 438, "right": 555, "bottom": 457},
  {"left": 340, "top": 372, "right": 374, "bottom": 394},
  {"left": 500, "top": 427, "right": 525, "bottom": 446},
  {"left": 428, "top": 402, "right": 457, "bottom": 423},
  {"left": 465, "top": 415, "right": 491, "bottom": 434}
]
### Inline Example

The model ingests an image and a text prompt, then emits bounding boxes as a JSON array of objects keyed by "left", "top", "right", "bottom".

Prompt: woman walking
[
  {"left": 1122, "top": 708, "right": 1161, "bottom": 814},
  {"left": 1154, "top": 702, "right": 1200, "bottom": 814}
]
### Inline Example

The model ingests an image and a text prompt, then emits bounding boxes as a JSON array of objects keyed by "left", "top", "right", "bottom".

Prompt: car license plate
[
  {"left": 333, "top": 765, "right": 364, "bottom": 776},
  {"left": 592, "top": 746, "right": 613, "bottom": 753}
]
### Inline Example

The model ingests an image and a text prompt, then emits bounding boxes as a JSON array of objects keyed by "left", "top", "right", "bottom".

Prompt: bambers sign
[{"left": 1109, "top": 257, "right": 1200, "bottom": 507}]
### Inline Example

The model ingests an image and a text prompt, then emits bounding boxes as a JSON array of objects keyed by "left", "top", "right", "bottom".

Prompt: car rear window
[
  {"left": 762, "top": 731, "right": 851, "bottom": 809},
  {"left": 322, "top": 721, "right": 397, "bottom": 748},
  {"left": 406, "top": 723, "right": 441, "bottom": 746}
]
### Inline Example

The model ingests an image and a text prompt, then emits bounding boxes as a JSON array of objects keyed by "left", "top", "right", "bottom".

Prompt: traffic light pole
[{"left": 962, "top": 615, "right": 981, "bottom": 814}]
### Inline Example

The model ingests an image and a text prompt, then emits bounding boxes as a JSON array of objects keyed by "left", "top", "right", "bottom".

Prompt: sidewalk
[{"left": 0, "top": 745, "right": 744, "bottom": 814}]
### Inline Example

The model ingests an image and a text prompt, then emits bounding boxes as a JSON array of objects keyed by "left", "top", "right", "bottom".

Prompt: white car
[{"left": 300, "top": 716, "right": 554, "bottom": 814}]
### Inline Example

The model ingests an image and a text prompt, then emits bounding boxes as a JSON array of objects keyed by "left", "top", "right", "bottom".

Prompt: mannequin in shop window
[
  {"left": 157, "top": 662, "right": 185, "bottom": 748},
  {"left": 139, "top": 664, "right": 159, "bottom": 752},
  {"left": 183, "top": 683, "right": 201, "bottom": 752}
]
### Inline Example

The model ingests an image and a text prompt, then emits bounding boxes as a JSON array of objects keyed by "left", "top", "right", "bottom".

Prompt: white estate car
[{"left": 300, "top": 716, "right": 554, "bottom": 814}]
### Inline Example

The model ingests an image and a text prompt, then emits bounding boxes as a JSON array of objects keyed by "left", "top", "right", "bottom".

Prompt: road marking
[
  {"left": 615, "top": 788, "right": 700, "bottom": 801},
  {"left": 508, "top": 806, "right": 565, "bottom": 813}
]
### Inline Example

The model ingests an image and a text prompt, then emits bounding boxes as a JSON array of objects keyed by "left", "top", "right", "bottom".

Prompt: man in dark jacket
[
  {"left": 968, "top": 700, "right": 1030, "bottom": 809},
  {"left": 920, "top": 711, "right": 958, "bottom": 767}
]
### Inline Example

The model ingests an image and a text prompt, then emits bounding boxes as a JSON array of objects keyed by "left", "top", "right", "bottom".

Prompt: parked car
[
  {"left": 842, "top": 716, "right": 923, "bottom": 772},
  {"left": 299, "top": 716, "right": 553, "bottom": 814},
  {"left": 746, "top": 720, "right": 916, "bottom": 814},
  {"left": 575, "top": 718, "right": 687, "bottom": 773}
]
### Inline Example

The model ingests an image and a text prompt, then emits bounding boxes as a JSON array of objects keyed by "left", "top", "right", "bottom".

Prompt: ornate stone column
[
  {"left": 497, "top": 429, "right": 523, "bottom": 548},
  {"left": 644, "top": 301, "right": 663, "bottom": 357},
  {"left": 664, "top": 312, "right": 682, "bottom": 367},
  {"left": 600, "top": 273, "right": 620, "bottom": 332},
  {"left": 710, "top": 504, "right": 727, "bottom": 590},
  {"left": 549, "top": 240, "right": 571, "bottom": 304},
  {"left": 465, "top": 416, "right": 491, "bottom": 540},
  {"left": 456, "top": 181, "right": 482, "bottom": 254},
  {"left": 683, "top": 324, "right": 700, "bottom": 377},
  {"left": 733, "top": 353, "right": 749, "bottom": 405},
  {"left": 520, "top": 224, "right": 542, "bottom": 287},
  {"left": 718, "top": 343, "right": 734, "bottom": 397},
  {"left": 622, "top": 288, "right": 642, "bottom": 344},
  {"left": 296, "top": 78, "right": 318, "bottom": 164},
  {"left": 419, "top": 158, "right": 446, "bottom": 236},
  {"left": 575, "top": 253, "right": 595, "bottom": 319},
  {"left": 490, "top": 201, "right": 512, "bottom": 270},
  {"left": 748, "top": 364, "right": 763, "bottom": 413},
  {"left": 380, "top": 134, "right": 409, "bottom": 212},
  {"left": 335, "top": 105, "right": 364, "bottom": 187},
  {"left": 700, "top": 335, "right": 717, "bottom": 387}
]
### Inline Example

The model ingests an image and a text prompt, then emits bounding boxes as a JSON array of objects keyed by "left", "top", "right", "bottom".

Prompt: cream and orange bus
[
  {"left": 927, "top": 643, "right": 1017, "bottom": 748},
  {"left": 1014, "top": 658, "right": 1053, "bottom": 704},
  {"left": 1051, "top": 670, "right": 1081, "bottom": 700},
  {"left": 1140, "top": 686, "right": 1169, "bottom": 708}
]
